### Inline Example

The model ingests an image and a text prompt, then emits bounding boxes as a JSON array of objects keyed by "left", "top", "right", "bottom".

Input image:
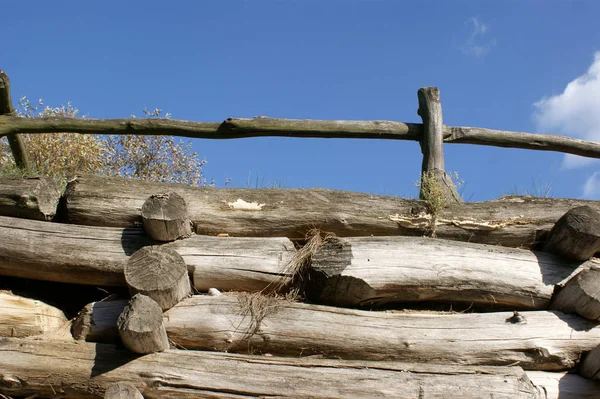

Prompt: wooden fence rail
[{"left": 2, "top": 69, "right": 599, "bottom": 197}]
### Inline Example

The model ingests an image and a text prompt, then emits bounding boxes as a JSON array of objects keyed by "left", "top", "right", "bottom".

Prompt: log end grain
[
  {"left": 104, "top": 382, "right": 144, "bottom": 399},
  {"left": 544, "top": 206, "right": 600, "bottom": 261},
  {"left": 552, "top": 261, "right": 600, "bottom": 320},
  {"left": 117, "top": 294, "right": 169, "bottom": 354},
  {"left": 125, "top": 246, "right": 191, "bottom": 311},
  {"left": 141, "top": 192, "right": 191, "bottom": 241}
]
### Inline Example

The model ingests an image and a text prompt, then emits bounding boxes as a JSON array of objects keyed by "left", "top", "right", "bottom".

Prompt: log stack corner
[{"left": 1, "top": 174, "right": 600, "bottom": 398}]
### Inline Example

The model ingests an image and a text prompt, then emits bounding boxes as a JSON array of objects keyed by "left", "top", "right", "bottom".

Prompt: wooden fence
[{"left": 2, "top": 69, "right": 600, "bottom": 200}]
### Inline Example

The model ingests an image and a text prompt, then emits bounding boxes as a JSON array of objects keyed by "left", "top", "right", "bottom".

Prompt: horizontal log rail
[{"left": 1, "top": 115, "right": 599, "bottom": 159}]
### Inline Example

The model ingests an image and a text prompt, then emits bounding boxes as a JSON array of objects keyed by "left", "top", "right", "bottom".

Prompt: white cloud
[
  {"left": 533, "top": 52, "right": 600, "bottom": 169},
  {"left": 583, "top": 171, "right": 600, "bottom": 199},
  {"left": 461, "top": 17, "right": 496, "bottom": 58}
]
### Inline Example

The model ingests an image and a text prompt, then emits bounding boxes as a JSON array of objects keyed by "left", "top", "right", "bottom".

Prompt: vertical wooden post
[
  {"left": 0, "top": 70, "right": 30, "bottom": 170},
  {"left": 417, "top": 87, "right": 462, "bottom": 203}
]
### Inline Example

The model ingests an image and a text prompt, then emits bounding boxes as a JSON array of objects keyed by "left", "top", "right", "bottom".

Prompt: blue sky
[{"left": 2, "top": 1, "right": 600, "bottom": 201}]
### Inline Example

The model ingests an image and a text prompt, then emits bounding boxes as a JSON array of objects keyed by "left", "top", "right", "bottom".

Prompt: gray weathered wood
[
  {"left": 0, "top": 176, "right": 60, "bottom": 221},
  {"left": 104, "top": 382, "right": 144, "bottom": 399},
  {"left": 141, "top": 192, "right": 191, "bottom": 241},
  {"left": 125, "top": 246, "right": 191, "bottom": 311},
  {"left": 580, "top": 344, "right": 600, "bottom": 380},
  {"left": 543, "top": 206, "right": 600, "bottom": 261},
  {"left": 2, "top": 113, "right": 600, "bottom": 159},
  {"left": 117, "top": 294, "right": 169, "bottom": 354},
  {"left": 0, "top": 291, "right": 68, "bottom": 338},
  {"left": 72, "top": 300, "right": 129, "bottom": 343},
  {"left": 0, "top": 70, "right": 29, "bottom": 170},
  {"left": 0, "top": 214, "right": 293, "bottom": 287},
  {"left": 417, "top": 87, "right": 461, "bottom": 203},
  {"left": 306, "top": 236, "right": 578, "bottom": 309},
  {"left": 61, "top": 174, "right": 600, "bottom": 248},
  {"left": 0, "top": 337, "right": 546, "bottom": 398},
  {"left": 76, "top": 294, "right": 600, "bottom": 371},
  {"left": 552, "top": 261, "right": 600, "bottom": 320},
  {"left": 526, "top": 371, "right": 600, "bottom": 399}
]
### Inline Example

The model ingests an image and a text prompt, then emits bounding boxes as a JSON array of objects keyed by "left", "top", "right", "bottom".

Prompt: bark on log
[
  {"left": 552, "top": 261, "right": 600, "bottom": 320},
  {"left": 543, "top": 206, "right": 600, "bottom": 261},
  {"left": 0, "top": 214, "right": 293, "bottom": 287},
  {"left": 306, "top": 236, "right": 578, "bottom": 309},
  {"left": 0, "top": 337, "right": 546, "bottom": 399},
  {"left": 417, "top": 87, "right": 462, "bottom": 203},
  {"left": 125, "top": 246, "right": 191, "bottom": 311},
  {"left": 0, "top": 291, "right": 68, "bottom": 338},
  {"left": 0, "top": 70, "right": 29, "bottom": 170},
  {"left": 141, "top": 192, "right": 191, "bottom": 241},
  {"left": 0, "top": 176, "right": 60, "bottom": 221},
  {"left": 580, "top": 344, "right": 600, "bottom": 380},
  {"left": 526, "top": 371, "right": 600, "bottom": 399},
  {"left": 60, "top": 174, "right": 600, "bottom": 248},
  {"left": 104, "top": 382, "right": 144, "bottom": 399},
  {"left": 76, "top": 294, "right": 600, "bottom": 371},
  {"left": 117, "top": 294, "right": 169, "bottom": 354}
]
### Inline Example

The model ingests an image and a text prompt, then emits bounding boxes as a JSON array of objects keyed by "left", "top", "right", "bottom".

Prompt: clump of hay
[{"left": 263, "top": 228, "right": 335, "bottom": 296}]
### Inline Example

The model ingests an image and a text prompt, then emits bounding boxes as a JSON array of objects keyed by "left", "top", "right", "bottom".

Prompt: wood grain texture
[
  {"left": 552, "top": 261, "right": 600, "bottom": 320},
  {"left": 61, "top": 174, "right": 600, "bottom": 247},
  {"left": 117, "top": 294, "right": 169, "bottom": 354},
  {"left": 0, "top": 176, "right": 60, "bottom": 221},
  {"left": 76, "top": 294, "right": 600, "bottom": 371},
  {"left": 580, "top": 344, "right": 600, "bottom": 380},
  {"left": 2, "top": 113, "right": 600, "bottom": 159},
  {"left": 543, "top": 206, "right": 600, "bottom": 261},
  {"left": 141, "top": 192, "right": 191, "bottom": 241},
  {"left": 307, "top": 236, "right": 578, "bottom": 309},
  {"left": 0, "top": 214, "right": 293, "bottom": 287},
  {"left": 0, "top": 291, "right": 67, "bottom": 338},
  {"left": 104, "top": 382, "right": 144, "bottom": 399},
  {"left": 125, "top": 246, "right": 191, "bottom": 311},
  {"left": 0, "top": 337, "right": 545, "bottom": 398},
  {"left": 0, "top": 70, "right": 29, "bottom": 169},
  {"left": 72, "top": 300, "right": 128, "bottom": 343}
]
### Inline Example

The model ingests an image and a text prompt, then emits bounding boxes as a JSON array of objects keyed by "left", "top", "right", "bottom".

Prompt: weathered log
[
  {"left": 306, "top": 236, "right": 578, "bottom": 309},
  {"left": 0, "top": 337, "right": 546, "bottom": 398},
  {"left": 117, "top": 294, "right": 169, "bottom": 354},
  {"left": 0, "top": 291, "right": 68, "bottom": 338},
  {"left": 552, "top": 261, "right": 600, "bottom": 320},
  {"left": 0, "top": 176, "right": 60, "bottom": 221},
  {"left": 72, "top": 299, "right": 129, "bottom": 343},
  {"left": 543, "top": 206, "right": 600, "bottom": 261},
  {"left": 0, "top": 70, "right": 29, "bottom": 170},
  {"left": 0, "top": 214, "right": 293, "bottom": 287},
  {"left": 417, "top": 87, "right": 462, "bottom": 203},
  {"left": 580, "top": 344, "right": 600, "bottom": 380},
  {"left": 77, "top": 294, "right": 600, "bottom": 370},
  {"left": 60, "top": 174, "right": 600, "bottom": 248},
  {"left": 125, "top": 246, "right": 191, "bottom": 311},
  {"left": 2, "top": 112, "right": 600, "bottom": 159},
  {"left": 141, "top": 192, "right": 191, "bottom": 241},
  {"left": 104, "top": 382, "right": 144, "bottom": 399},
  {"left": 526, "top": 371, "right": 600, "bottom": 399}
]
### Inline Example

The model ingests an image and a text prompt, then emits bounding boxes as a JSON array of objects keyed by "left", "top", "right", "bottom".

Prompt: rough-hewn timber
[
  {"left": 0, "top": 70, "right": 29, "bottom": 169},
  {"left": 0, "top": 176, "right": 59, "bottom": 221},
  {"left": 141, "top": 192, "right": 192, "bottom": 241},
  {"left": 0, "top": 291, "right": 67, "bottom": 338},
  {"left": 543, "top": 206, "right": 600, "bottom": 261},
  {"left": 0, "top": 214, "right": 293, "bottom": 287},
  {"left": 60, "top": 175, "right": 600, "bottom": 247},
  {"left": 76, "top": 294, "right": 600, "bottom": 371},
  {"left": 1, "top": 114, "right": 600, "bottom": 159},
  {"left": 125, "top": 246, "right": 191, "bottom": 311},
  {"left": 306, "top": 236, "right": 579, "bottom": 309},
  {"left": 104, "top": 382, "right": 144, "bottom": 399},
  {"left": 0, "top": 337, "right": 546, "bottom": 398},
  {"left": 580, "top": 344, "right": 600, "bottom": 380},
  {"left": 552, "top": 261, "right": 600, "bottom": 320},
  {"left": 117, "top": 294, "right": 169, "bottom": 354}
]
